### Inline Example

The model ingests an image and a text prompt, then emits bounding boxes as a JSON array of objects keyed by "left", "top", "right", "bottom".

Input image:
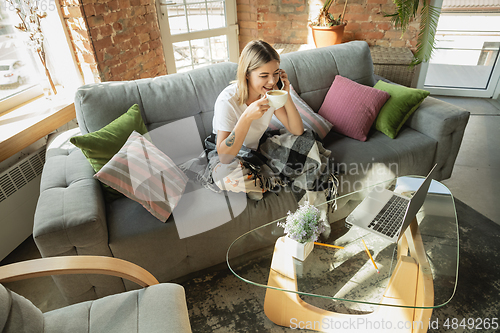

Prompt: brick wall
[
  {"left": 237, "top": 0, "right": 420, "bottom": 50},
  {"left": 237, "top": 0, "right": 259, "bottom": 51},
  {"left": 330, "top": 0, "right": 419, "bottom": 49},
  {"left": 237, "top": 0, "right": 309, "bottom": 51},
  {"left": 57, "top": 0, "right": 418, "bottom": 82},
  {"left": 58, "top": 0, "right": 166, "bottom": 83},
  {"left": 59, "top": 0, "right": 99, "bottom": 83}
]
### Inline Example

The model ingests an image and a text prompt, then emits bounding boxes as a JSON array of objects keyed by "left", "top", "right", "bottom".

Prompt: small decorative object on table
[{"left": 278, "top": 201, "right": 326, "bottom": 261}]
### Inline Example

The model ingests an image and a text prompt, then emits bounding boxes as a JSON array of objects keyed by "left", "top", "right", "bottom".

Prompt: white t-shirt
[{"left": 212, "top": 83, "right": 275, "bottom": 150}]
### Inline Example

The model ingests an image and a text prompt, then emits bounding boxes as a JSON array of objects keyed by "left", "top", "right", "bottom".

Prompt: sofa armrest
[
  {"left": 34, "top": 148, "right": 109, "bottom": 257},
  {"left": 406, "top": 96, "right": 470, "bottom": 180},
  {"left": 33, "top": 148, "right": 126, "bottom": 303}
]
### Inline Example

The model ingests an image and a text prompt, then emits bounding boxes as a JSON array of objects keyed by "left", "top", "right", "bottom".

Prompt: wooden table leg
[
  {"left": 264, "top": 233, "right": 433, "bottom": 332},
  {"left": 405, "top": 218, "right": 434, "bottom": 332}
]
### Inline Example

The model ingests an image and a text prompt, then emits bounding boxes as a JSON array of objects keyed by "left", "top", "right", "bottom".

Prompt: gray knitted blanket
[{"left": 180, "top": 129, "right": 338, "bottom": 228}]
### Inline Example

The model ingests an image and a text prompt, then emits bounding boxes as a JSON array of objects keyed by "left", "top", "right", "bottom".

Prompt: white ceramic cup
[{"left": 265, "top": 90, "right": 288, "bottom": 109}]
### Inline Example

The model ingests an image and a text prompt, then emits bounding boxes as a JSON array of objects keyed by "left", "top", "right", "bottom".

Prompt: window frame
[
  {"left": 0, "top": 86, "right": 43, "bottom": 115},
  {"left": 0, "top": 0, "right": 83, "bottom": 161}
]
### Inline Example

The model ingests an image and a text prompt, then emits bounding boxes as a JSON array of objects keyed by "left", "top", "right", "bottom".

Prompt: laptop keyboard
[{"left": 367, "top": 195, "right": 409, "bottom": 238}]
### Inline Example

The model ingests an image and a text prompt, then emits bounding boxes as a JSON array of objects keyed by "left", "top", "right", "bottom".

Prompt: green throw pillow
[
  {"left": 373, "top": 80, "right": 430, "bottom": 139},
  {"left": 70, "top": 104, "right": 149, "bottom": 173}
]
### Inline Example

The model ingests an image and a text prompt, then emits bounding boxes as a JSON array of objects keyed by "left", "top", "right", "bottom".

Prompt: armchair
[{"left": 0, "top": 256, "right": 192, "bottom": 332}]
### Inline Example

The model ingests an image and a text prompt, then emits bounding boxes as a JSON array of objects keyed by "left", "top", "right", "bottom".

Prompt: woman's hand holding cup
[{"left": 245, "top": 95, "right": 271, "bottom": 121}]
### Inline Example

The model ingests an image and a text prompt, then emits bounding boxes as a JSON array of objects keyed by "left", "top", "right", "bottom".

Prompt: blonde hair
[{"left": 234, "top": 40, "right": 280, "bottom": 105}]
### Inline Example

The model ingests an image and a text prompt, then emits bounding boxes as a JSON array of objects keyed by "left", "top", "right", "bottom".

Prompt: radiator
[{"left": 0, "top": 147, "right": 45, "bottom": 261}]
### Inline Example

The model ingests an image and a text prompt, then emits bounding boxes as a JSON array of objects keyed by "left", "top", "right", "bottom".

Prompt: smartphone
[{"left": 276, "top": 75, "right": 283, "bottom": 90}]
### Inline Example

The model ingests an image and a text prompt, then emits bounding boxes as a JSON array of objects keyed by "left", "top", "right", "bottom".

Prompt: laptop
[{"left": 345, "top": 164, "right": 438, "bottom": 242}]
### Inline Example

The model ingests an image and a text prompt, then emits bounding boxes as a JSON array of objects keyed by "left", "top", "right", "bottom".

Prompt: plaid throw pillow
[
  {"left": 268, "top": 85, "right": 333, "bottom": 139},
  {"left": 94, "top": 131, "right": 188, "bottom": 222}
]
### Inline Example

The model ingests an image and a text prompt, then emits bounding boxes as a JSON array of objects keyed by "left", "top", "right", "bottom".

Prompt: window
[
  {"left": 173, "top": 35, "right": 229, "bottom": 73},
  {"left": 0, "top": 1, "right": 48, "bottom": 113},
  {"left": 157, "top": 0, "right": 239, "bottom": 74},
  {"left": 0, "top": 0, "right": 82, "bottom": 115}
]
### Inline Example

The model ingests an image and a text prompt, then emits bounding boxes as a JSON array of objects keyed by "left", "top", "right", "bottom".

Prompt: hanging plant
[{"left": 6, "top": 0, "right": 57, "bottom": 94}]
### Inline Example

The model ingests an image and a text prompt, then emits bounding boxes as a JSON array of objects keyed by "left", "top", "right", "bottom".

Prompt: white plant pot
[{"left": 284, "top": 236, "right": 314, "bottom": 261}]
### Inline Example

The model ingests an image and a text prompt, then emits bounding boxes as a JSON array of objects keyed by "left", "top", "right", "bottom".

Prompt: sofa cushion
[
  {"left": 373, "top": 80, "right": 430, "bottom": 139},
  {"left": 43, "top": 284, "right": 192, "bottom": 333},
  {"left": 269, "top": 85, "right": 333, "bottom": 139},
  {"left": 107, "top": 181, "right": 298, "bottom": 288},
  {"left": 318, "top": 75, "right": 390, "bottom": 141},
  {"left": 322, "top": 126, "right": 437, "bottom": 195},
  {"left": 95, "top": 131, "right": 188, "bottom": 222},
  {"left": 70, "top": 104, "right": 149, "bottom": 173}
]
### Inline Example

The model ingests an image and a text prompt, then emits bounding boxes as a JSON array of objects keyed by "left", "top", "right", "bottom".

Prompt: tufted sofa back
[
  {"left": 280, "top": 41, "right": 375, "bottom": 111},
  {"left": 74, "top": 61, "right": 237, "bottom": 141}
]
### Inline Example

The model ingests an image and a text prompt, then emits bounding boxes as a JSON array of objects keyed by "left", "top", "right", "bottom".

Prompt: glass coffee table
[{"left": 227, "top": 176, "right": 459, "bottom": 332}]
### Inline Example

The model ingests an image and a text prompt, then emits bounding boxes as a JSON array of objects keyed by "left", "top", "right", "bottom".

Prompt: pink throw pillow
[{"left": 318, "top": 75, "right": 390, "bottom": 141}]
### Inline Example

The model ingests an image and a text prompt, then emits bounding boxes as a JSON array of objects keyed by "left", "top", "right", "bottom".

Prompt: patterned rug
[{"left": 181, "top": 198, "right": 500, "bottom": 332}]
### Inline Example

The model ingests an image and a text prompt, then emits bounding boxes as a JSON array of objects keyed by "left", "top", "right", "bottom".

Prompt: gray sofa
[{"left": 34, "top": 41, "right": 469, "bottom": 304}]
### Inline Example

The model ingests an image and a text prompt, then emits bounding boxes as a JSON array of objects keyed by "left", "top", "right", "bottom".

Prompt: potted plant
[
  {"left": 278, "top": 201, "right": 326, "bottom": 261},
  {"left": 309, "top": 0, "right": 348, "bottom": 48}
]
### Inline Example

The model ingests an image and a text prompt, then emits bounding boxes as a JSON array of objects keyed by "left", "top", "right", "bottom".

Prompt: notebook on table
[{"left": 345, "top": 164, "right": 438, "bottom": 243}]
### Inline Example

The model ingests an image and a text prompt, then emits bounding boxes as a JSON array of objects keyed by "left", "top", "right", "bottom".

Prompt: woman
[{"left": 211, "top": 40, "right": 304, "bottom": 200}]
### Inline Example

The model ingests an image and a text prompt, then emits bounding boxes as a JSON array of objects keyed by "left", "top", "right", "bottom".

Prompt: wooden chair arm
[{"left": 0, "top": 256, "right": 159, "bottom": 287}]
